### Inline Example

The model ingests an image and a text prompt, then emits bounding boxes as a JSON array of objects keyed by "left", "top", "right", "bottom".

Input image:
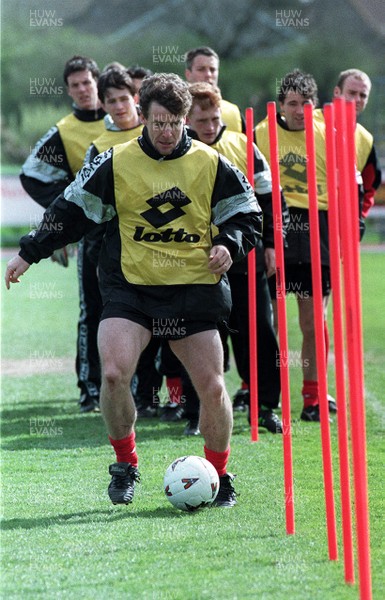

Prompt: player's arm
[
  {"left": 5, "top": 151, "right": 116, "bottom": 287},
  {"left": 252, "top": 144, "right": 289, "bottom": 244},
  {"left": 84, "top": 143, "right": 99, "bottom": 165},
  {"left": 210, "top": 154, "right": 263, "bottom": 262},
  {"left": 361, "top": 145, "right": 382, "bottom": 218},
  {"left": 19, "top": 127, "right": 72, "bottom": 208},
  {"left": 4, "top": 198, "right": 88, "bottom": 289},
  {"left": 81, "top": 143, "right": 109, "bottom": 266}
]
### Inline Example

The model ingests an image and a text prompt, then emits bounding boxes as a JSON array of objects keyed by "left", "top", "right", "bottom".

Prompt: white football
[{"left": 164, "top": 455, "right": 219, "bottom": 511}]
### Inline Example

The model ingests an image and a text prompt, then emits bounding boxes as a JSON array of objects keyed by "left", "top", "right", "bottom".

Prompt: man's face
[
  {"left": 185, "top": 55, "right": 219, "bottom": 86},
  {"left": 279, "top": 91, "right": 314, "bottom": 131},
  {"left": 66, "top": 70, "right": 99, "bottom": 110},
  {"left": 142, "top": 101, "right": 185, "bottom": 155},
  {"left": 102, "top": 87, "right": 138, "bottom": 130},
  {"left": 187, "top": 103, "right": 222, "bottom": 145},
  {"left": 333, "top": 75, "right": 371, "bottom": 116}
]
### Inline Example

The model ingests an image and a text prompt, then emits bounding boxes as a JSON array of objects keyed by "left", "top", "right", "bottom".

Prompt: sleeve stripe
[{"left": 212, "top": 192, "right": 259, "bottom": 226}]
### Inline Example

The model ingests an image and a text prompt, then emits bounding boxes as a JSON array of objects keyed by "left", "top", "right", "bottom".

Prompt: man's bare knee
[
  {"left": 199, "top": 377, "right": 227, "bottom": 406},
  {"left": 102, "top": 363, "right": 132, "bottom": 390}
]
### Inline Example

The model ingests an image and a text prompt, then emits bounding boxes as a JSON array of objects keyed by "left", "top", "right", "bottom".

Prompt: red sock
[
  {"left": 324, "top": 320, "right": 330, "bottom": 364},
  {"left": 166, "top": 377, "right": 182, "bottom": 403},
  {"left": 302, "top": 380, "right": 319, "bottom": 408},
  {"left": 241, "top": 381, "right": 249, "bottom": 390},
  {"left": 204, "top": 445, "right": 230, "bottom": 477},
  {"left": 108, "top": 432, "right": 138, "bottom": 467}
]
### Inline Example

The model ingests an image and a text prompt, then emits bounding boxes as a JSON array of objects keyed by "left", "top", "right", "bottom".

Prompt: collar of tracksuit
[
  {"left": 138, "top": 126, "right": 192, "bottom": 161},
  {"left": 72, "top": 104, "right": 106, "bottom": 122}
]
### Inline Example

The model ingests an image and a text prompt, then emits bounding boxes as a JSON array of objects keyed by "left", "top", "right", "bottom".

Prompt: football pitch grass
[{"left": 1, "top": 253, "right": 384, "bottom": 599}]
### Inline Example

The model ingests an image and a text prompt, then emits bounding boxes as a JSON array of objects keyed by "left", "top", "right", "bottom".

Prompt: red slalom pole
[
  {"left": 267, "top": 102, "right": 295, "bottom": 535},
  {"left": 246, "top": 107, "right": 258, "bottom": 442},
  {"left": 335, "top": 97, "right": 372, "bottom": 599},
  {"left": 345, "top": 100, "right": 365, "bottom": 396},
  {"left": 324, "top": 103, "right": 355, "bottom": 583},
  {"left": 304, "top": 103, "right": 338, "bottom": 561}
]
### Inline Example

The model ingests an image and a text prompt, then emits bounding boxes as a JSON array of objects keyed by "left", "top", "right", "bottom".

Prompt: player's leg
[
  {"left": 98, "top": 317, "right": 151, "bottom": 438},
  {"left": 170, "top": 329, "right": 232, "bottom": 451},
  {"left": 169, "top": 329, "right": 236, "bottom": 507},
  {"left": 76, "top": 236, "right": 103, "bottom": 413},
  {"left": 98, "top": 317, "right": 151, "bottom": 504},
  {"left": 297, "top": 294, "right": 317, "bottom": 383},
  {"left": 298, "top": 293, "right": 331, "bottom": 421},
  {"left": 231, "top": 271, "right": 282, "bottom": 433},
  {"left": 297, "top": 263, "right": 334, "bottom": 421},
  {"left": 133, "top": 337, "right": 162, "bottom": 417}
]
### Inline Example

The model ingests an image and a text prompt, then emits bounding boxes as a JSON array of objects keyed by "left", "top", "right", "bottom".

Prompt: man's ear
[{"left": 333, "top": 85, "right": 341, "bottom": 98}]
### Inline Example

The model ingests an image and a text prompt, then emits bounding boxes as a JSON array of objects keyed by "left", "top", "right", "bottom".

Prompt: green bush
[{"left": 2, "top": 102, "right": 68, "bottom": 165}]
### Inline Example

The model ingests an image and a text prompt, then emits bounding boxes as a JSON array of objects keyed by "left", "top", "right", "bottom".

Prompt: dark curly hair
[
  {"left": 139, "top": 73, "right": 192, "bottom": 119},
  {"left": 278, "top": 69, "right": 318, "bottom": 106},
  {"left": 63, "top": 55, "right": 100, "bottom": 85},
  {"left": 97, "top": 68, "right": 136, "bottom": 103}
]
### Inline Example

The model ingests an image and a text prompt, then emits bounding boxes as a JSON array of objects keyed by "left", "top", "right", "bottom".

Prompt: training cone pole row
[
  {"left": 324, "top": 102, "right": 355, "bottom": 585},
  {"left": 333, "top": 98, "right": 372, "bottom": 600},
  {"left": 267, "top": 102, "right": 295, "bottom": 535},
  {"left": 304, "top": 102, "right": 338, "bottom": 561},
  {"left": 246, "top": 107, "right": 258, "bottom": 442},
  {"left": 324, "top": 102, "right": 355, "bottom": 581},
  {"left": 260, "top": 98, "right": 372, "bottom": 596}
]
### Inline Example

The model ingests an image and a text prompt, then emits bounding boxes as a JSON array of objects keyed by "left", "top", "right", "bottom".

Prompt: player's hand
[
  {"left": 5, "top": 255, "right": 31, "bottom": 289},
  {"left": 208, "top": 245, "right": 233, "bottom": 274}
]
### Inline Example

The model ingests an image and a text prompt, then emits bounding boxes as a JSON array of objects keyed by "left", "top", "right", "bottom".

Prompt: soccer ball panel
[{"left": 164, "top": 455, "right": 219, "bottom": 511}]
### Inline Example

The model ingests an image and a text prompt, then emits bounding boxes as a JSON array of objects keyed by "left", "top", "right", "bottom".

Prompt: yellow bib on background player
[
  {"left": 57, "top": 113, "right": 105, "bottom": 176},
  {"left": 93, "top": 124, "right": 143, "bottom": 154},
  {"left": 256, "top": 116, "right": 328, "bottom": 210},
  {"left": 313, "top": 107, "right": 373, "bottom": 173},
  {"left": 221, "top": 99, "right": 243, "bottom": 133}
]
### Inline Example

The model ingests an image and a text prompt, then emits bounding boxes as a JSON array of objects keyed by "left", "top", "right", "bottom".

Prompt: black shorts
[
  {"left": 268, "top": 263, "right": 331, "bottom": 299},
  {"left": 100, "top": 301, "right": 217, "bottom": 340}
]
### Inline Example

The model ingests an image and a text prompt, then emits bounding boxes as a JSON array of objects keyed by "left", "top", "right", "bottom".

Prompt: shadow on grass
[
  {"left": 0, "top": 401, "right": 206, "bottom": 451},
  {"left": 1, "top": 506, "right": 209, "bottom": 531}
]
